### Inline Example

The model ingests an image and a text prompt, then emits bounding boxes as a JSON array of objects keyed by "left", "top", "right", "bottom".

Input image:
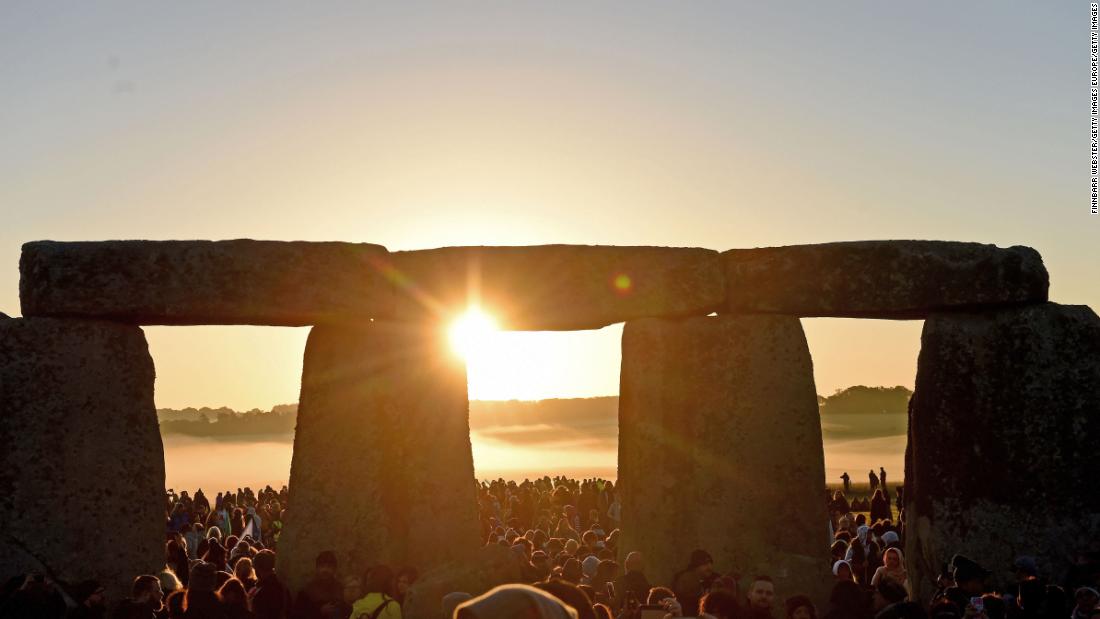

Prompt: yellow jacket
[{"left": 349, "top": 592, "right": 402, "bottom": 619}]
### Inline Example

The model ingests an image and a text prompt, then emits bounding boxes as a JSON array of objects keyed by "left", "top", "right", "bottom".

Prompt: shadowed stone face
[
  {"left": 906, "top": 303, "right": 1100, "bottom": 602},
  {"left": 20, "top": 240, "right": 392, "bottom": 326},
  {"left": 277, "top": 321, "right": 480, "bottom": 593},
  {"left": 618, "top": 315, "right": 831, "bottom": 604},
  {"left": 0, "top": 318, "right": 163, "bottom": 602},
  {"left": 386, "top": 245, "right": 724, "bottom": 330},
  {"left": 723, "top": 241, "right": 1048, "bottom": 318}
]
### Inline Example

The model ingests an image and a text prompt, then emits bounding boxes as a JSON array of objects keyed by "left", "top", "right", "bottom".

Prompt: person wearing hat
[
  {"left": 454, "top": 583, "right": 577, "bottom": 619},
  {"left": 786, "top": 594, "right": 817, "bottom": 619},
  {"left": 672, "top": 549, "right": 716, "bottom": 617},
  {"left": 951, "top": 555, "right": 991, "bottom": 597}
]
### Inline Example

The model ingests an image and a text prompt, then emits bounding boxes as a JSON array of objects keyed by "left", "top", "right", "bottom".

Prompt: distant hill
[
  {"left": 157, "top": 385, "right": 911, "bottom": 437},
  {"left": 157, "top": 404, "right": 297, "bottom": 437},
  {"left": 818, "top": 386, "right": 911, "bottom": 415}
]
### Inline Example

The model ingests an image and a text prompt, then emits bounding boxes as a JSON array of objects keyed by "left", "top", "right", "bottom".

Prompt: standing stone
[
  {"left": 278, "top": 321, "right": 480, "bottom": 595},
  {"left": 723, "top": 241, "right": 1048, "bottom": 318},
  {"left": 20, "top": 240, "right": 392, "bottom": 325},
  {"left": 387, "top": 245, "right": 724, "bottom": 330},
  {"left": 906, "top": 303, "right": 1100, "bottom": 602},
  {"left": 619, "top": 315, "right": 830, "bottom": 603},
  {"left": 0, "top": 318, "right": 163, "bottom": 601}
]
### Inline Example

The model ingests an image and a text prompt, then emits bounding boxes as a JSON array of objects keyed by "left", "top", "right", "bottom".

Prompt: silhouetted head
[
  {"left": 701, "top": 589, "right": 739, "bottom": 619},
  {"left": 363, "top": 564, "right": 395, "bottom": 597},
  {"left": 786, "top": 595, "right": 816, "bottom": 619}
]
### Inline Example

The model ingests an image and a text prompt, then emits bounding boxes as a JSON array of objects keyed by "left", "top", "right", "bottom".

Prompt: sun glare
[{"left": 449, "top": 307, "right": 500, "bottom": 360}]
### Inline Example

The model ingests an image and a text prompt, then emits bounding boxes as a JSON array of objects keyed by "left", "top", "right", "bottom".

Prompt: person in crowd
[
  {"left": 94, "top": 474, "right": 1100, "bottom": 619},
  {"left": 1011, "top": 557, "right": 1040, "bottom": 588},
  {"left": 164, "top": 591, "right": 186, "bottom": 619},
  {"left": 700, "top": 589, "right": 739, "bottom": 619},
  {"left": 872, "top": 579, "right": 909, "bottom": 616},
  {"left": 350, "top": 565, "right": 401, "bottom": 619},
  {"left": 532, "top": 580, "right": 594, "bottom": 619},
  {"left": 455, "top": 584, "right": 578, "bottom": 619},
  {"left": 112, "top": 575, "right": 164, "bottom": 619},
  {"left": 788, "top": 595, "right": 817, "bottom": 619},
  {"left": 290, "top": 551, "right": 343, "bottom": 619},
  {"left": 340, "top": 576, "right": 362, "bottom": 616},
  {"left": 672, "top": 549, "right": 717, "bottom": 615},
  {"left": 848, "top": 539, "right": 869, "bottom": 585},
  {"left": 185, "top": 524, "right": 206, "bottom": 561},
  {"left": 561, "top": 559, "right": 584, "bottom": 586},
  {"left": 611, "top": 551, "right": 652, "bottom": 612},
  {"left": 233, "top": 558, "right": 257, "bottom": 591},
  {"left": 393, "top": 567, "right": 418, "bottom": 608},
  {"left": 249, "top": 550, "right": 290, "bottom": 619},
  {"left": 745, "top": 575, "right": 778, "bottom": 619},
  {"left": 69, "top": 580, "right": 108, "bottom": 619},
  {"left": 526, "top": 551, "right": 552, "bottom": 583},
  {"left": 950, "top": 555, "right": 991, "bottom": 598},
  {"left": 835, "top": 560, "right": 856, "bottom": 582},
  {"left": 217, "top": 579, "right": 253, "bottom": 619},
  {"left": 824, "top": 580, "right": 871, "bottom": 619},
  {"left": 871, "top": 548, "right": 910, "bottom": 594},
  {"left": 581, "top": 556, "right": 600, "bottom": 586},
  {"left": 869, "top": 490, "right": 892, "bottom": 525},
  {"left": 1072, "top": 587, "right": 1100, "bottom": 619},
  {"left": 184, "top": 561, "right": 224, "bottom": 619},
  {"left": 589, "top": 560, "right": 619, "bottom": 607},
  {"left": 158, "top": 569, "right": 183, "bottom": 598}
]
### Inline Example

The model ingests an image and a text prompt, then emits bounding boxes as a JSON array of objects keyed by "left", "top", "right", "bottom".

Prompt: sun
[{"left": 448, "top": 307, "right": 499, "bottom": 360}]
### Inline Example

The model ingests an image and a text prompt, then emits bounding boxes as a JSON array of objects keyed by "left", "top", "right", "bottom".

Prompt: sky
[{"left": 0, "top": 3, "right": 1091, "bottom": 410}]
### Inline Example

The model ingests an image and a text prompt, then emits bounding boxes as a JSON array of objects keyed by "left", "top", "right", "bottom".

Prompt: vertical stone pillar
[
  {"left": 0, "top": 318, "right": 164, "bottom": 601},
  {"left": 906, "top": 303, "right": 1100, "bottom": 602},
  {"left": 619, "top": 315, "right": 830, "bottom": 602},
  {"left": 278, "top": 321, "right": 480, "bottom": 593}
]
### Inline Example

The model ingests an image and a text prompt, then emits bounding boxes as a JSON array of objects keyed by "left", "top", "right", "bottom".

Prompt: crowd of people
[{"left": 2, "top": 474, "right": 1098, "bottom": 619}]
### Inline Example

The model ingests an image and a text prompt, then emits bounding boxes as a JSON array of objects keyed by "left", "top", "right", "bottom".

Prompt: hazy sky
[{"left": 1, "top": 3, "right": 1090, "bottom": 410}]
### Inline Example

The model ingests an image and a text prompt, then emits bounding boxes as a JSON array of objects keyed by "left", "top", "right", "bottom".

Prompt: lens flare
[
  {"left": 449, "top": 307, "right": 499, "bottom": 360},
  {"left": 613, "top": 273, "right": 632, "bottom": 293}
]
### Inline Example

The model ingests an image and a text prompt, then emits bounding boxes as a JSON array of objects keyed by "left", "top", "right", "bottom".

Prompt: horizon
[{"left": 156, "top": 383, "right": 913, "bottom": 412}]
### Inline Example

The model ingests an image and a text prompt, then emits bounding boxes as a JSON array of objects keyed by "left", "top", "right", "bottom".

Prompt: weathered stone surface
[
  {"left": 0, "top": 318, "right": 164, "bottom": 601},
  {"left": 278, "top": 321, "right": 481, "bottom": 593},
  {"left": 619, "top": 315, "right": 831, "bottom": 603},
  {"left": 387, "top": 245, "right": 724, "bottom": 330},
  {"left": 723, "top": 241, "right": 1048, "bottom": 318},
  {"left": 905, "top": 303, "right": 1100, "bottom": 603},
  {"left": 20, "top": 240, "right": 392, "bottom": 326}
]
